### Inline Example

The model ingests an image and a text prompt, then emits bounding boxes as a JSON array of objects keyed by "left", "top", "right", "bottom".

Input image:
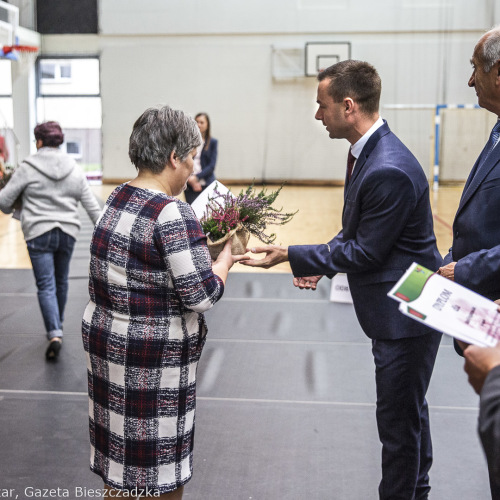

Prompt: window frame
[
  {"left": 36, "top": 55, "right": 100, "bottom": 98},
  {"left": 64, "top": 139, "right": 83, "bottom": 159},
  {"left": 39, "top": 60, "right": 72, "bottom": 83}
]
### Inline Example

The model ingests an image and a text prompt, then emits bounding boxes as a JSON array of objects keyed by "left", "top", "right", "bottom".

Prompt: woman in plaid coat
[{"left": 82, "top": 106, "right": 246, "bottom": 499}]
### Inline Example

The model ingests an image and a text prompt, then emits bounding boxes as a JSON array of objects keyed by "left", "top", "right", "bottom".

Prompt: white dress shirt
[{"left": 350, "top": 116, "right": 384, "bottom": 173}]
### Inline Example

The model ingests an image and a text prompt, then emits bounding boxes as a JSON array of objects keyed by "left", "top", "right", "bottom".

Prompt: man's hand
[
  {"left": 464, "top": 344, "right": 500, "bottom": 394},
  {"left": 456, "top": 339, "right": 470, "bottom": 352},
  {"left": 437, "top": 262, "right": 456, "bottom": 281},
  {"left": 239, "top": 245, "right": 288, "bottom": 269},
  {"left": 293, "top": 275, "right": 323, "bottom": 290}
]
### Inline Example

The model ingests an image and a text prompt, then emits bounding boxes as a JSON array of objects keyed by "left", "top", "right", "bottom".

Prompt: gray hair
[
  {"left": 129, "top": 105, "right": 202, "bottom": 174},
  {"left": 480, "top": 27, "right": 500, "bottom": 72}
]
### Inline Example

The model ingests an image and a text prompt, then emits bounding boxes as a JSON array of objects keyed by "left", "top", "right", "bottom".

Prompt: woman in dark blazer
[{"left": 184, "top": 112, "right": 218, "bottom": 204}]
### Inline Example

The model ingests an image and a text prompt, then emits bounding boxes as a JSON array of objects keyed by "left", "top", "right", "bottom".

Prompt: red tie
[{"left": 347, "top": 148, "right": 356, "bottom": 181}]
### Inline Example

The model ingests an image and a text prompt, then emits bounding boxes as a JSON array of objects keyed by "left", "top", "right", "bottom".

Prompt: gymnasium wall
[{"left": 40, "top": 0, "right": 499, "bottom": 183}]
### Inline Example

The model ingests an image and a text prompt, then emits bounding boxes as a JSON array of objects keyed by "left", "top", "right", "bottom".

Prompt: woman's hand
[
  {"left": 212, "top": 239, "right": 249, "bottom": 284},
  {"left": 215, "top": 239, "right": 236, "bottom": 269}
]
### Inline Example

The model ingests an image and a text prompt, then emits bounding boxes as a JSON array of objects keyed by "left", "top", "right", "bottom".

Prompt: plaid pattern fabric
[{"left": 82, "top": 184, "right": 224, "bottom": 493}]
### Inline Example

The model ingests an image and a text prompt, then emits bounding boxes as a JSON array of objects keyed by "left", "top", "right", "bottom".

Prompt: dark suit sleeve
[
  {"left": 479, "top": 364, "right": 500, "bottom": 488},
  {"left": 289, "top": 167, "right": 417, "bottom": 276},
  {"left": 454, "top": 246, "right": 500, "bottom": 297},
  {"left": 442, "top": 249, "right": 453, "bottom": 266},
  {"left": 197, "top": 139, "right": 218, "bottom": 181}
]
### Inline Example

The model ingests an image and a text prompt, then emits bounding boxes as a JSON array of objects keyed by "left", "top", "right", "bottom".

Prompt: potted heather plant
[{"left": 200, "top": 184, "right": 297, "bottom": 260}]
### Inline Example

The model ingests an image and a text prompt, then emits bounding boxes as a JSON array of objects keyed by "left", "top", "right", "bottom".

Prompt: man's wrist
[
  {"left": 486, "top": 359, "right": 500, "bottom": 373},
  {"left": 283, "top": 247, "right": 289, "bottom": 262}
]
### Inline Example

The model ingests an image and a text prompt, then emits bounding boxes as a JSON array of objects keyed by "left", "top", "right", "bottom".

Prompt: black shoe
[{"left": 45, "top": 339, "right": 62, "bottom": 361}]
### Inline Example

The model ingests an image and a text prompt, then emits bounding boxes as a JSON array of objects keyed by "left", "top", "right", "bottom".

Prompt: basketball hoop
[{"left": 1, "top": 44, "right": 38, "bottom": 73}]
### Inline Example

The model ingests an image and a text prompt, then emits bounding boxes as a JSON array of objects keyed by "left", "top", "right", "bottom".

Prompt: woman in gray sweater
[{"left": 0, "top": 121, "right": 101, "bottom": 360}]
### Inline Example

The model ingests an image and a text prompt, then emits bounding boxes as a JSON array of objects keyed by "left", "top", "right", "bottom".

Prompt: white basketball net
[{"left": 11, "top": 45, "right": 38, "bottom": 75}]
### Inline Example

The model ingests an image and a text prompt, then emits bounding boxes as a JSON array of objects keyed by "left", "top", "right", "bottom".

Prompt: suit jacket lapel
[
  {"left": 344, "top": 121, "right": 391, "bottom": 201},
  {"left": 343, "top": 162, "right": 350, "bottom": 201},
  {"left": 464, "top": 142, "right": 489, "bottom": 191},
  {"left": 457, "top": 145, "right": 500, "bottom": 215}
]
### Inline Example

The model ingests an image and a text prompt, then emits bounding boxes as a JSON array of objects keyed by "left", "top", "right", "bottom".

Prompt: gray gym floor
[{"left": 0, "top": 213, "right": 492, "bottom": 499}]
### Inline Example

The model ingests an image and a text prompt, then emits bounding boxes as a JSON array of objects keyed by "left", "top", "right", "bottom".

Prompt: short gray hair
[
  {"left": 480, "top": 27, "right": 500, "bottom": 72},
  {"left": 129, "top": 105, "right": 202, "bottom": 173}
]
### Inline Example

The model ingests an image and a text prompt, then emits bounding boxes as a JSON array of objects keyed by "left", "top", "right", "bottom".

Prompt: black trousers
[{"left": 184, "top": 184, "right": 208, "bottom": 205}]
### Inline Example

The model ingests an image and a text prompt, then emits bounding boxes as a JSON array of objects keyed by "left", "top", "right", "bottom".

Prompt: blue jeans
[{"left": 26, "top": 228, "right": 76, "bottom": 340}]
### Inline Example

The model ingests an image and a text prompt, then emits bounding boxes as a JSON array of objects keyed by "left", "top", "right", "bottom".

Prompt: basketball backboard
[
  {"left": 0, "top": 0, "right": 19, "bottom": 60},
  {"left": 0, "top": 0, "right": 19, "bottom": 57},
  {"left": 305, "top": 42, "right": 351, "bottom": 76}
]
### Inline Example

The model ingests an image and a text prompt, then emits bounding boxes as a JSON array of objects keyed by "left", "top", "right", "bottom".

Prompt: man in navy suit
[
  {"left": 242, "top": 60, "right": 442, "bottom": 499},
  {"left": 438, "top": 27, "right": 500, "bottom": 499}
]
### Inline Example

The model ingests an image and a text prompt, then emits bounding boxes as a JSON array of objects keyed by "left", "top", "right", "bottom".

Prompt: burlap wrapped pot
[{"left": 207, "top": 224, "right": 250, "bottom": 260}]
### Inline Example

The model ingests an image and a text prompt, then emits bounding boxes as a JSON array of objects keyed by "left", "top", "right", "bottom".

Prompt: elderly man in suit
[
  {"left": 241, "top": 60, "right": 442, "bottom": 499},
  {"left": 438, "top": 26, "right": 500, "bottom": 499},
  {"left": 438, "top": 26, "right": 500, "bottom": 314}
]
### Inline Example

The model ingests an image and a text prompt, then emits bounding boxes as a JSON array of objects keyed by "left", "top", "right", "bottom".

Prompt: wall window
[
  {"left": 40, "top": 60, "right": 72, "bottom": 82},
  {"left": 37, "top": 57, "right": 99, "bottom": 96},
  {"left": 65, "top": 140, "right": 81, "bottom": 158},
  {"left": 37, "top": 56, "right": 101, "bottom": 181}
]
